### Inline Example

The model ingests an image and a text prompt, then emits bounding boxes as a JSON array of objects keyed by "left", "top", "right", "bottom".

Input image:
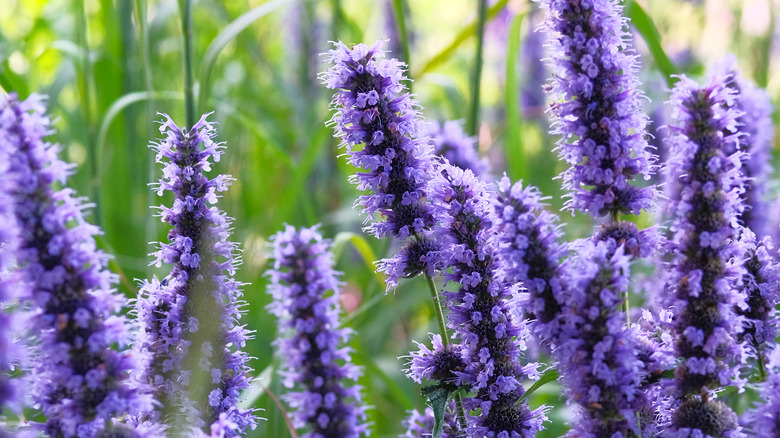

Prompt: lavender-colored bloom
[
  {"left": 736, "top": 230, "right": 780, "bottom": 372},
  {"left": 133, "top": 114, "right": 255, "bottom": 435},
  {"left": 1, "top": 93, "right": 154, "bottom": 437},
  {"left": 492, "top": 177, "right": 567, "bottom": 345},
  {"left": 745, "top": 346, "right": 780, "bottom": 436},
  {"left": 402, "top": 402, "right": 460, "bottom": 438},
  {"left": 663, "top": 74, "right": 748, "bottom": 436},
  {"left": 430, "top": 163, "right": 546, "bottom": 437},
  {"left": 541, "top": 0, "right": 656, "bottom": 217},
  {"left": 556, "top": 239, "right": 656, "bottom": 437},
  {"left": 267, "top": 225, "right": 367, "bottom": 438},
  {"left": 428, "top": 121, "right": 490, "bottom": 178},
  {"left": 322, "top": 41, "right": 439, "bottom": 288}
]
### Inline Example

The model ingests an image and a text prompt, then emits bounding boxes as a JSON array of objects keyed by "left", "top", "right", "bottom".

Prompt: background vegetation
[{"left": 1, "top": 0, "right": 777, "bottom": 436}]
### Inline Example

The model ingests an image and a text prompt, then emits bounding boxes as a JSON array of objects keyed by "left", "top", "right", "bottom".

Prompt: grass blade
[
  {"left": 625, "top": 0, "right": 678, "bottom": 87},
  {"left": 505, "top": 11, "right": 527, "bottom": 181},
  {"left": 197, "top": 0, "right": 292, "bottom": 113},
  {"left": 467, "top": 0, "right": 488, "bottom": 136},
  {"left": 391, "top": 0, "right": 412, "bottom": 82}
]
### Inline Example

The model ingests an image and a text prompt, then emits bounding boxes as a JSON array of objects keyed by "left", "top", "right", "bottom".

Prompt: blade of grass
[
  {"left": 74, "top": 0, "right": 99, "bottom": 224},
  {"left": 331, "top": 231, "right": 385, "bottom": 286},
  {"left": 505, "top": 11, "right": 527, "bottom": 181},
  {"left": 391, "top": 0, "right": 412, "bottom": 87},
  {"left": 178, "top": 0, "right": 195, "bottom": 127},
  {"left": 197, "top": 0, "right": 292, "bottom": 113},
  {"left": 467, "top": 0, "right": 488, "bottom": 136},
  {"left": 516, "top": 368, "right": 559, "bottom": 404},
  {"left": 624, "top": 0, "right": 678, "bottom": 87},
  {"left": 413, "top": 0, "right": 509, "bottom": 78}
]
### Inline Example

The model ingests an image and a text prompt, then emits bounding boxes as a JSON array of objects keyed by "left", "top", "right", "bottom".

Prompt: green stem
[
  {"left": 424, "top": 273, "right": 468, "bottom": 431},
  {"left": 467, "top": 0, "right": 488, "bottom": 136},
  {"left": 178, "top": 0, "right": 196, "bottom": 127},
  {"left": 756, "top": 341, "right": 767, "bottom": 381},
  {"left": 75, "top": 0, "right": 98, "bottom": 224},
  {"left": 391, "top": 0, "right": 412, "bottom": 92},
  {"left": 136, "top": 0, "right": 158, "bottom": 250}
]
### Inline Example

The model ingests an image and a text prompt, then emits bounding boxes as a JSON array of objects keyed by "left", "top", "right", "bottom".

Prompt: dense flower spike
[
  {"left": 735, "top": 230, "right": 780, "bottom": 373},
  {"left": 430, "top": 163, "right": 546, "bottom": 437},
  {"left": 428, "top": 120, "right": 490, "bottom": 177},
  {"left": 1, "top": 93, "right": 153, "bottom": 437},
  {"left": 267, "top": 225, "right": 367, "bottom": 438},
  {"left": 746, "top": 346, "right": 780, "bottom": 436},
  {"left": 492, "top": 177, "right": 567, "bottom": 345},
  {"left": 663, "top": 74, "right": 748, "bottom": 436},
  {"left": 133, "top": 114, "right": 255, "bottom": 435},
  {"left": 541, "top": 0, "right": 656, "bottom": 217},
  {"left": 557, "top": 239, "right": 656, "bottom": 437},
  {"left": 406, "top": 333, "right": 466, "bottom": 390},
  {"left": 322, "top": 41, "right": 439, "bottom": 288}
]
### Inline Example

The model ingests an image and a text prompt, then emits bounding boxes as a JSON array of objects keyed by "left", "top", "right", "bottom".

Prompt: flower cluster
[
  {"left": 133, "top": 114, "right": 255, "bottom": 435},
  {"left": 322, "top": 41, "right": 439, "bottom": 288},
  {"left": 1, "top": 93, "right": 153, "bottom": 437},
  {"left": 492, "top": 177, "right": 567, "bottom": 345},
  {"left": 428, "top": 120, "right": 490, "bottom": 177},
  {"left": 267, "top": 225, "right": 367, "bottom": 438},
  {"left": 430, "top": 163, "right": 546, "bottom": 437},
  {"left": 541, "top": 0, "right": 656, "bottom": 217},
  {"left": 663, "top": 74, "right": 748, "bottom": 436},
  {"left": 557, "top": 239, "right": 656, "bottom": 437}
]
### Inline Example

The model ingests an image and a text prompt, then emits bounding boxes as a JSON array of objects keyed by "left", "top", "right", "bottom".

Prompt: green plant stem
[
  {"left": 424, "top": 274, "right": 468, "bottom": 431},
  {"left": 178, "top": 0, "right": 195, "bottom": 127},
  {"left": 756, "top": 341, "right": 767, "bottom": 381},
  {"left": 468, "top": 0, "right": 488, "bottom": 136},
  {"left": 391, "top": 0, "right": 412, "bottom": 91},
  {"left": 75, "top": 0, "right": 99, "bottom": 224}
]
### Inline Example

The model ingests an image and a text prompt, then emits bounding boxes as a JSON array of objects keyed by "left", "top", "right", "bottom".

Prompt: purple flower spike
[
  {"left": 541, "top": 0, "right": 657, "bottom": 217},
  {"left": 406, "top": 333, "right": 466, "bottom": 389},
  {"left": 267, "top": 225, "right": 368, "bottom": 438},
  {"left": 663, "top": 74, "right": 748, "bottom": 437},
  {"left": 322, "top": 41, "right": 440, "bottom": 289},
  {"left": 430, "top": 163, "right": 547, "bottom": 437},
  {"left": 428, "top": 121, "right": 490, "bottom": 177},
  {"left": 1, "top": 93, "right": 154, "bottom": 437},
  {"left": 133, "top": 113, "right": 255, "bottom": 435},
  {"left": 402, "top": 402, "right": 460, "bottom": 438},
  {"left": 557, "top": 239, "right": 657, "bottom": 437},
  {"left": 492, "top": 176, "right": 567, "bottom": 346},
  {"left": 713, "top": 57, "right": 775, "bottom": 238}
]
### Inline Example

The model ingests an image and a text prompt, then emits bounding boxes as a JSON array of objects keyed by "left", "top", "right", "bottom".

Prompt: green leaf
[
  {"left": 517, "top": 368, "right": 559, "bottom": 405},
  {"left": 198, "top": 0, "right": 292, "bottom": 112},
  {"left": 332, "top": 231, "right": 385, "bottom": 287},
  {"left": 414, "top": 0, "right": 516, "bottom": 78},
  {"left": 624, "top": 0, "right": 678, "bottom": 87},
  {"left": 421, "top": 384, "right": 456, "bottom": 438}
]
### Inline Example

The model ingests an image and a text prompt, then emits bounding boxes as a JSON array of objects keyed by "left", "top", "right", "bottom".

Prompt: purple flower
[
  {"left": 1, "top": 93, "right": 154, "bottom": 437},
  {"left": 322, "top": 41, "right": 440, "bottom": 289},
  {"left": 406, "top": 333, "right": 466, "bottom": 389},
  {"left": 745, "top": 346, "right": 780, "bottom": 436},
  {"left": 557, "top": 239, "right": 657, "bottom": 437},
  {"left": 713, "top": 57, "right": 774, "bottom": 238},
  {"left": 541, "top": 0, "right": 657, "bottom": 217},
  {"left": 133, "top": 114, "right": 255, "bottom": 435},
  {"left": 663, "top": 74, "right": 748, "bottom": 436},
  {"left": 429, "top": 163, "right": 546, "bottom": 437},
  {"left": 428, "top": 121, "right": 490, "bottom": 177},
  {"left": 492, "top": 177, "right": 567, "bottom": 345},
  {"left": 736, "top": 230, "right": 780, "bottom": 373},
  {"left": 402, "top": 402, "right": 461, "bottom": 438},
  {"left": 267, "top": 225, "right": 368, "bottom": 438}
]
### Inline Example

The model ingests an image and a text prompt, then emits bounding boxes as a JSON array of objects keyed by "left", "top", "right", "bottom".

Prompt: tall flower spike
[
  {"left": 267, "top": 225, "right": 368, "bottom": 438},
  {"left": 557, "top": 239, "right": 657, "bottom": 437},
  {"left": 492, "top": 176, "right": 567, "bottom": 346},
  {"left": 430, "top": 163, "right": 546, "bottom": 437},
  {"left": 133, "top": 113, "right": 255, "bottom": 435},
  {"left": 322, "top": 41, "right": 439, "bottom": 289},
  {"left": 541, "top": 0, "right": 656, "bottom": 217},
  {"left": 428, "top": 120, "right": 490, "bottom": 178},
  {"left": 663, "top": 74, "right": 748, "bottom": 437},
  {"left": 1, "top": 93, "right": 154, "bottom": 437}
]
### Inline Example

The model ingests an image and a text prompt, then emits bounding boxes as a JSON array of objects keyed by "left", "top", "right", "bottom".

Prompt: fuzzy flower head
[
  {"left": 428, "top": 120, "right": 490, "bottom": 177},
  {"left": 429, "top": 163, "right": 547, "bottom": 437},
  {"left": 267, "top": 225, "right": 368, "bottom": 438},
  {"left": 492, "top": 176, "right": 567, "bottom": 345},
  {"left": 133, "top": 113, "right": 255, "bottom": 436},
  {"left": 406, "top": 333, "right": 466, "bottom": 389},
  {"left": 557, "top": 239, "right": 656, "bottom": 437},
  {"left": 541, "top": 0, "right": 657, "bottom": 217},
  {"left": 1, "top": 93, "right": 154, "bottom": 437}
]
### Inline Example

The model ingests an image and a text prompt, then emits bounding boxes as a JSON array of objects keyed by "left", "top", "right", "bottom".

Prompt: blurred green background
[{"left": 1, "top": 0, "right": 778, "bottom": 436}]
